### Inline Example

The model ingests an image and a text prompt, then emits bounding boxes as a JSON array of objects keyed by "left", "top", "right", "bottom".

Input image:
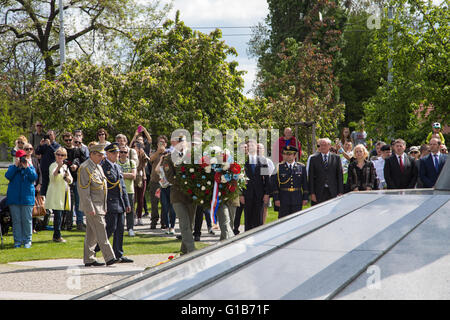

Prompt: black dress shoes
[
  {"left": 119, "top": 257, "right": 134, "bottom": 263},
  {"left": 85, "top": 261, "right": 105, "bottom": 267},
  {"left": 106, "top": 258, "right": 118, "bottom": 266}
]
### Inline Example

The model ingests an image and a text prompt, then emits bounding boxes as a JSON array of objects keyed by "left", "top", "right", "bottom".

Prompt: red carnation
[
  {"left": 230, "top": 163, "right": 241, "bottom": 174},
  {"left": 205, "top": 190, "right": 210, "bottom": 195},
  {"left": 187, "top": 189, "right": 193, "bottom": 195},
  {"left": 227, "top": 184, "right": 236, "bottom": 192},
  {"left": 200, "top": 156, "right": 210, "bottom": 168},
  {"left": 191, "top": 174, "right": 196, "bottom": 180},
  {"left": 181, "top": 166, "right": 186, "bottom": 172},
  {"left": 168, "top": 255, "right": 174, "bottom": 260}
]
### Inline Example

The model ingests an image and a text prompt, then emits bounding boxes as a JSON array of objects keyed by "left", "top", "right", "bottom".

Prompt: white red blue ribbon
[{"left": 210, "top": 180, "right": 220, "bottom": 225}]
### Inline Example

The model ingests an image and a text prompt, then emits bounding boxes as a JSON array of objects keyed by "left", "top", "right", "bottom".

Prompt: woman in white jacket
[{"left": 45, "top": 147, "right": 73, "bottom": 243}]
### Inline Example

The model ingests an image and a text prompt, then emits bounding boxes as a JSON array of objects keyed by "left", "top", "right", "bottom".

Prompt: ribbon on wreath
[{"left": 209, "top": 180, "right": 220, "bottom": 225}]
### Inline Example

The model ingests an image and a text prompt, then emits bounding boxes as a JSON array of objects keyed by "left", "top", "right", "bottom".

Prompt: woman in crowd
[
  {"left": 5, "top": 149, "right": 38, "bottom": 248},
  {"left": 340, "top": 127, "right": 351, "bottom": 145},
  {"left": 346, "top": 144, "right": 378, "bottom": 192},
  {"left": 133, "top": 139, "right": 150, "bottom": 226},
  {"left": 23, "top": 143, "right": 42, "bottom": 233},
  {"left": 155, "top": 152, "right": 176, "bottom": 235},
  {"left": 96, "top": 128, "right": 111, "bottom": 147},
  {"left": 45, "top": 147, "right": 73, "bottom": 243},
  {"left": 11, "top": 135, "right": 28, "bottom": 159}
]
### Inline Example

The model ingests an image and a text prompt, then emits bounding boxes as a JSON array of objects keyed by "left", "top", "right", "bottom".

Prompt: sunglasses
[
  {"left": 64, "top": 139, "right": 72, "bottom": 142},
  {"left": 25, "top": 148, "right": 33, "bottom": 151},
  {"left": 119, "top": 151, "right": 128, "bottom": 154},
  {"left": 18, "top": 141, "right": 24, "bottom": 144},
  {"left": 74, "top": 141, "right": 81, "bottom": 145},
  {"left": 36, "top": 124, "right": 42, "bottom": 127},
  {"left": 98, "top": 133, "right": 105, "bottom": 136},
  {"left": 56, "top": 153, "right": 66, "bottom": 157}
]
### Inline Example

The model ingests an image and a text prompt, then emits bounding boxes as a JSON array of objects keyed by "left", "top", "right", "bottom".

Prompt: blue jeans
[
  {"left": 53, "top": 210, "right": 63, "bottom": 240},
  {"left": 160, "top": 187, "right": 176, "bottom": 228},
  {"left": 9, "top": 205, "right": 33, "bottom": 246},
  {"left": 72, "top": 181, "right": 85, "bottom": 225}
]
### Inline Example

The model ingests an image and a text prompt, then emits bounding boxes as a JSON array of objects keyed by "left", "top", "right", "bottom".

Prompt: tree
[
  {"left": 362, "top": 0, "right": 449, "bottom": 145},
  {"left": 248, "top": 0, "right": 346, "bottom": 145},
  {"left": 0, "top": 0, "right": 170, "bottom": 79},
  {"left": 30, "top": 13, "right": 252, "bottom": 141}
]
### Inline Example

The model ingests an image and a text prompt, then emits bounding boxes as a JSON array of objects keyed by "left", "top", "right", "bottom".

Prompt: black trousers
[
  {"left": 244, "top": 195, "right": 264, "bottom": 231},
  {"left": 278, "top": 204, "right": 302, "bottom": 219},
  {"left": 193, "top": 206, "right": 212, "bottom": 237},
  {"left": 233, "top": 203, "right": 244, "bottom": 234},
  {"left": 95, "top": 212, "right": 125, "bottom": 259}
]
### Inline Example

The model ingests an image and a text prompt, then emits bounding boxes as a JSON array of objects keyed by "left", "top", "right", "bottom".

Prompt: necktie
[
  {"left": 250, "top": 157, "right": 256, "bottom": 173},
  {"left": 323, "top": 154, "right": 328, "bottom": 168},
  {"left": 399, "top": 155, "right": 404, "bottom": 173},
  {"left": 434, "top": 154, "right": 439, "bottom": 173}
]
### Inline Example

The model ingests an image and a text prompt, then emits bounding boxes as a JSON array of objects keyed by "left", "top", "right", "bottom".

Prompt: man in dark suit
[
  {"left": 240, "top": 139, "right": 271, "bottom": 231},
  {"left": 272, "top": 145, "right": 309, "bottom": 218},
  {"left": 384, "top": 138, "right": 418, "bottom": 189},
  {"left": 419, "top": 138, "right": 447, "bottom": 188},
  {"left": 95, "top": 143, "right": 133, "bottom": 263},
  {"left": 308, "top": 138, "right": 344, "bottom": 204}
]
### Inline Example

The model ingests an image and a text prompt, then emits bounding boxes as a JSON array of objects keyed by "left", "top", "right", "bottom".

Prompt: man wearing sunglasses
[
  {"left": 61, "top": 132, "right": 89, "bottom": 231},
  {"left": 29, "top": 121, "right": 45, "bottom": 159}
]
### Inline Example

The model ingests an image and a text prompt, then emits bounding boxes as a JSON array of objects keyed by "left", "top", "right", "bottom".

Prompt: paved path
[{"left": 0, "top": 215, "right": 244, "bottom": 300}]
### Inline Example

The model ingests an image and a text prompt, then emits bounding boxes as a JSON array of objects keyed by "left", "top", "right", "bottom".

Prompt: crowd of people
[{"left": 3, "top": 121, "right": 448, "bottom": 265}]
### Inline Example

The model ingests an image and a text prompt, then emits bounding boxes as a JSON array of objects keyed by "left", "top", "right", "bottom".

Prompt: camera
[
  {"left": 135, "top": 142, "right": 143, "bottom": 149},
  {"left": 20, "top": 156, "right": 27, "bottom": 164},
  {"left": 63, "top": 159, "right": 72, "bottom": 166},
  {"left": 43, "top": 134, "right": 50, "bottom": 140}
]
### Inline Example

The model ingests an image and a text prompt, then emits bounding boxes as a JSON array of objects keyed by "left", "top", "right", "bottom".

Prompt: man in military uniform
[
  {"left": 271, "top": 145, "right": 309, "bottom": 219},
  {"left": 97, "top": 142, "right": 133, "bottom": 263},
  {"left": 162, "top": 135, "right": 197, "bottom": 254},
  {"left": 77, "top": 143, "right": 117, "bottom": 267}
]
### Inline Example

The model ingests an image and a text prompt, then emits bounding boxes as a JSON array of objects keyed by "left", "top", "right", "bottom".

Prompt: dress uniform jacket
[
  {"left": 101, "top": 159, "right": 130, "bottom": 213},
  {"left": 77, "top": 158, "right": 108, "bottom": 215},
  {"left": 271, "top": 162, "right": 309, "bottom": 218}
]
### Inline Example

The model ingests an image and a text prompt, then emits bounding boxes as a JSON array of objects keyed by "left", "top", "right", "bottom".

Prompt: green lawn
[
  {"left": 1, "top": 168, "right": 310, "bottom": 263},
  {"left": 0, "top": 169, "right": 7, "bottom": 196},
  {"left": 0, "top": 226, "right": 209, "bottom": 264}
]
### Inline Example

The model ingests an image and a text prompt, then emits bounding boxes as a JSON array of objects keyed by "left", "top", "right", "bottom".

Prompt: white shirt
[{"left": 372, "top": 157, "right": 386, "bottom": 183}]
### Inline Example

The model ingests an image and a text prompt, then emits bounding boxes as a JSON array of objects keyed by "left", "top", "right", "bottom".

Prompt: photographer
[
  {"left": 5, "top": 149, "right": 38, "bottom": 248},
  {"left": 45, "top": 147, "right": 73, "bottom": 243},
  {"left": 132, "top": 139, "right": 150, "bottom": 226},
  {"left": 61, "top": 132, "right": 88, "bottom": 231},
  {"left": 35, "top": 130, "right": 60, "bottom": 197},
  {"left": 149, "top": 135, "right": 169, "bottom": 229}
]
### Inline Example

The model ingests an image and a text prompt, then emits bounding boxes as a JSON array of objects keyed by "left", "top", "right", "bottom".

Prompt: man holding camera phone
[{"left": 35, "top": 130, "right": 60, "bottom": 197}]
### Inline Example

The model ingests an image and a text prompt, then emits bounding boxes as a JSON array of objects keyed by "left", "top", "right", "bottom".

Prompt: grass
[
  {"left": 0, "top": 169, "right": 7, "bottom": 196},
  {"left": 1, "top": 168, "right": 311, "bottom": 263},
  {"left": 0, "top": 226, "right": 210, "bottom": 264}
]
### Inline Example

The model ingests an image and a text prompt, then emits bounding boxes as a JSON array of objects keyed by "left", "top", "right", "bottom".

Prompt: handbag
[{"left": 32, "top": 193, "right": 46, "bottom": 217}]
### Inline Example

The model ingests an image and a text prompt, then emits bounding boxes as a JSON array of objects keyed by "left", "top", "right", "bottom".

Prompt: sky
[{"left": 164, "top": 0, "right": 269, "bottom": 97}]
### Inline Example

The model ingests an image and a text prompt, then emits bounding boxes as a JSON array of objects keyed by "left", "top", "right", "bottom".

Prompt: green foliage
[
  {"left": 30, "top": 15, "right": 249, "bottom": 141},
  {"left": 0, "top": 84, "right": 25, "bottom": 150},
  {"left": 362, "top": 0, "right": 449, "bottom": 143}
]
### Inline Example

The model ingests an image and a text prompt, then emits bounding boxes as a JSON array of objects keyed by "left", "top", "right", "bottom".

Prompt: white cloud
[{"left": 168, "top": 0, "right": 268, "bottom": 25}]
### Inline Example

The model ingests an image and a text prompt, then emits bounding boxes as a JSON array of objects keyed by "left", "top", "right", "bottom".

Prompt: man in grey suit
[
  {"left": 77, "top": 143, "right": 117, "bottom": 267},
  {"left": 308, "top": 138, "right": 344, "bottom": 204}
]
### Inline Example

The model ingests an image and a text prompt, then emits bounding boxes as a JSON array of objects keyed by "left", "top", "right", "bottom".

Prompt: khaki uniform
[
  {"left": 163, "top": 153, "right": 196, "bottom": 254},
  {"left": 77, "top": 158, "right": 115, "bottom": 264}
]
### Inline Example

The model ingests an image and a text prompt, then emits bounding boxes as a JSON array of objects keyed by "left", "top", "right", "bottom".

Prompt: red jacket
[{"left": 276, "top": 136, "right": 302, "bottom": 161}]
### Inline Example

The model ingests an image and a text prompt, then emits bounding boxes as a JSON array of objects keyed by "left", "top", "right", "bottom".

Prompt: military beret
[
  {"left": 283, "top": 145, "right": 298, "bottom": 154},
  {"left": 89, "top": 143, "right": 106, "bottom": 154},
  {"left": 104, "top": 142, "right": 120, "bottom": 152}
]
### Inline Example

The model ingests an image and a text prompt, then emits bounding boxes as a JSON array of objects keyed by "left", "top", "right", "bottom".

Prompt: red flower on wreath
[
  {"left": 191, "top": 174, "right": 196, "bottom": 180},
  {"left": 200, "top": 156, "right": 210, "bottom": 168},
  {"left": 214, "top": 172, "right": 222, "bottom": 183},
  {"left": 187, "top": 189, "right": 193, "bottom": 195},
  {"left": 230, "top": 163, "right": 241, "bottom": 174},
  {"left": 227, "top": 184, "right": 236, "bottom": 192},
  {"left": 181, "top": 166, "right": 186, "bottom": 173},
  {"left": 205, "top": 189, "right": 210, "bottom": 195}
]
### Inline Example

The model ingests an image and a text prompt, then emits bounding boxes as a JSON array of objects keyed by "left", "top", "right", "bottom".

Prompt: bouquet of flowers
[{"left": 174, "top": 147, "right": 246, "bottom": 224}]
